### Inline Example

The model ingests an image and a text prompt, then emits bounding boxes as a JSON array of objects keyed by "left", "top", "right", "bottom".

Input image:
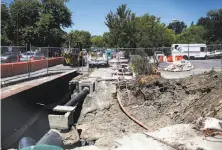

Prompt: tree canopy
[
  {"left": 1, "top": 0, "right": 72, "bottom": 47},
  {"left": 197, "top": 9, "right": 222, "bottom": 44},
  {"left": 91, "top": 36, "right": 104, "bottom": 47},
  {"left": 105, "top": 4, "right": 137, "bottom": 48},
  {"left": 175, "top": 25, "right": 206, "bottom": 43},
  {"left": 168, "top": 21, "right": 187, "bottom": 34},
  {"left": 1, "top": 2, "right": 222, "bottom": 48}
]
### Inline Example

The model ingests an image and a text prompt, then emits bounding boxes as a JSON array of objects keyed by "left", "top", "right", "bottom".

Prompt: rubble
[
  {"left": 164, "top": 59, "right": 194, "bottom": 72},
  {"left": 61, "top": 127, "right": 80, "bottom": 147}
]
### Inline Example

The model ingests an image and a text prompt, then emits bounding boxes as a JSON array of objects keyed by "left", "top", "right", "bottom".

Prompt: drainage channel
[{"left": 1, "top": 71, "right": 79, "bottom": 150}]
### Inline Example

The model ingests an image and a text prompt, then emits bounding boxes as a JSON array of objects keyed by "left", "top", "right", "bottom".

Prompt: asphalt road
[{"left": 160, "top": 59, "right": 222, "bottom": 79}]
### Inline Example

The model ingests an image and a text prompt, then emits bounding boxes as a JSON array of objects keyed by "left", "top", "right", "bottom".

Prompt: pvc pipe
[
  {"left": 36, "top": 129, "right": 63, "bottom": 148},
  {"left": 64, "top": 87, "right": 89, "bottom": 106},
  {"left": 18, "top": 137, "right": 35, "bottom": 150}
]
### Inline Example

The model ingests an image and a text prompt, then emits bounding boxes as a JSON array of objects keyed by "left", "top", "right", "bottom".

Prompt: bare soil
[{"left": 76, "top": 70, "right": 222, "bottom": 149}]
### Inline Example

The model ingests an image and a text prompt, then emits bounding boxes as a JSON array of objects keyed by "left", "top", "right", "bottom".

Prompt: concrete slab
[
  {"left": 1, "top": 70, "right": 78, "bottom": 99},
  {"left": 53, "top": 105, "right": 76, "bottom": 112}
]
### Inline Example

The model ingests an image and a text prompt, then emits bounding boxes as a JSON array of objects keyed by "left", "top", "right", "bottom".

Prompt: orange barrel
[
  {"left": 180, "top": 55, "right": 184, "bottom": 60},
  {"left": 167, "top": 56, "right": 173, "bottom": 62},
  {"left": 158, "top": 56, "right": 164, "bottom": 63},
  {"left": 175, "top": 56, "right": 180, "bottom": 61}
]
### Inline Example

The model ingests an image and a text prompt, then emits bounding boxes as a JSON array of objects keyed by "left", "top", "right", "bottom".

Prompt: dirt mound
[
  {"left": 119, "top": 70, "right": 222, "bottom": 130},
  {"left": 77, "top": 71, "right": 222, "bottom": 149}
]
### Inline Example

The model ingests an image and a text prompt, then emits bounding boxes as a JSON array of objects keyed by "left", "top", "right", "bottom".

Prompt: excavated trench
[{"left": 1, "top": 71, "right": 78, "bottom": 150}]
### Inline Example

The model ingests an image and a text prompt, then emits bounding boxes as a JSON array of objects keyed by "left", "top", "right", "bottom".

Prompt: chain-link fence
[
  {"left": 0, "top": 46, "right": 66, "bottom": 86},
  {"left": 0, "top": 45, "right": 90, "bottom": 85},
  {"left": 1, "top": 44, "right": 222, "bottom": 85}
]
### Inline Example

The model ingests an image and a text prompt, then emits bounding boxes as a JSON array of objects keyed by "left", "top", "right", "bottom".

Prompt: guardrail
[{"left": 1, "top": 57, "right": 63, "bottom": 78}]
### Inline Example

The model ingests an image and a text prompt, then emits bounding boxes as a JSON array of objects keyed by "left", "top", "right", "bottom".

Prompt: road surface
[{"left": 160, "top": 59, "right": 222, "bottom": 79}]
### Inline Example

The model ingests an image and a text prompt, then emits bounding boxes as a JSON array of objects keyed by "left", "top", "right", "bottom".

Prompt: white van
[{"left": 171, "top": 44, "right": 210, "bottom": 59}]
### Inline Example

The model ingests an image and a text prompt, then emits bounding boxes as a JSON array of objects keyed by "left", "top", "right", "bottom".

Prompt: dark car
[{"left": 1, "top": 51, "right": 21, "bottom": 63}]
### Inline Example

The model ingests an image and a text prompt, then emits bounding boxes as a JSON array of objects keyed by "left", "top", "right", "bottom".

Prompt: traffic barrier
[
  {"left": 30, "top": 59, "right": 47, "bottom": 72},
  {"left": 12, "top": 62, "right": 28, "bottom": 76},
  {"left": 175, "top": 55, "right": 184, "bottom": 61},
  {"left": 167, "top": 56, "right": 173, "bottom": 62},
  {"left": 1, "top": 57, "right": 63, "bottom": 78},
  {"left": 48, "top": 57, "right": 63, "bottom": 67},
  {"left": 158, "top": 56, "right": 164, "bottom": 63},
  {"left": 1, "top": 63, "right": 13, "bottom": 78}
]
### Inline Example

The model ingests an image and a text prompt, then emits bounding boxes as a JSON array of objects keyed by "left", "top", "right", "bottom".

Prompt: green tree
[
  {"left": 4, "top": 0, "right": 72, "bottom": 47},
  {"left": 175, "top": 25, "right": 206, "bottom": 43},
  {"left": 10, "top": 0, "right": 41, "bottom": 45},
  {"left": 168, "top": 21, "right": 187, "bottom": 34},
  {"left": 102, "top": 32, "right": 113, "bottom": 47},
  {"left": 69, "top": 30, "right": 91, "bottom": 48},
  {"left": 105, "top": 4, "right": 137, "bottom": 48},
  {"left": 91, "top": 36, "right": 104, "bottom": 47},
  {"left": 1, "top": 3, "right": 12, "bottom": 45},
  {"left": 135, "top": 14, "right": 175, "bottom": 47},
  {"left": 197, "top": 9, "right": 222, "bottom": 43}
]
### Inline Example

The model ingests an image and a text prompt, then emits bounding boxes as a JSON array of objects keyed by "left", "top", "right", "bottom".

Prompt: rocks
[
  {"left": 61, "top": 127, "right": 80, "bottom": 146},
  {"left": 70, "top": 145, "right": 105, "bottom": 150}
]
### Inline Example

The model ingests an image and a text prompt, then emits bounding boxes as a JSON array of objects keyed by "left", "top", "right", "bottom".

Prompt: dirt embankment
[
  {"left": 119, "top": 70, "right": 222, "bottom": 129},
  {"left": 76, "top": 71, "right": 222, "bottom": 149}
]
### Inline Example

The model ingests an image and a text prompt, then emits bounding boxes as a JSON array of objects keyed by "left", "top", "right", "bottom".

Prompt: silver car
[
  {"left": 1, "top": 51, "right": 22, "bottom": 63},
  {"left": 20, "top": 51, "right": 45, "bottom": 62},
  {"left": 207, "top": 50, "right": 222, "bottom": 59}
]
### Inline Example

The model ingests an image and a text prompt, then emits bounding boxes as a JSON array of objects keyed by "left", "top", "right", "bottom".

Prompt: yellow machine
[
  {"left": 62, "top": 48, "right": 85, "bottom": 66},
  {"left": 62, "top": 49, "right": 79, "bottom": 66}
]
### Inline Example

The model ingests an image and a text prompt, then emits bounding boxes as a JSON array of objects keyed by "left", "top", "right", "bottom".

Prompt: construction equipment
[
  {"left": 62, "top": 42, "right": 91, "bottom": 66},
  {"left": 62, "top": 48, "right": 80, "bottom": 66}
]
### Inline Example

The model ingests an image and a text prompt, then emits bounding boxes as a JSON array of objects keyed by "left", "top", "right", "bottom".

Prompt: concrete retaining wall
[{"left": 1, "top": 70, "right": 78, "bottom": 149}]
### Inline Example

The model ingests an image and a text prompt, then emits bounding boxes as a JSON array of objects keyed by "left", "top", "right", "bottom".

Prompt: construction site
[{"left": 2, "top": 49, "right": 221, "bottom": 150}]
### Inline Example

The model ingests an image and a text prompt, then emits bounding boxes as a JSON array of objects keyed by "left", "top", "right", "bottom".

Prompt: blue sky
[{"left": 3, "top": 0, "right": 222, "bottom": 36}]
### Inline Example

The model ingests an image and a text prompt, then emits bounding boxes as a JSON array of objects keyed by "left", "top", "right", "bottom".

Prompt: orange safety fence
[{"left": 1, "top": 57, "right": 63, "bottom": 78}]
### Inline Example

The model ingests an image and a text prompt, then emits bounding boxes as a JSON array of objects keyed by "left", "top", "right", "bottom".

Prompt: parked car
[
  {"left": 20, "top": 51, "right": 45, "bottom": 62},
  {"left": 1, "top": 51, "right": 22, "bottom": 63},
  {"left": 206, "top": 50, "right": 222, "bottom": 59}
]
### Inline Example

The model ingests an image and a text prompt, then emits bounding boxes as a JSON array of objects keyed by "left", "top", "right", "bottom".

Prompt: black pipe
[
  {"left": 64, "top": 87, "right": 89, "bottom": 106},
  {"left": 36, "top": 130, "right": 63, "bottom": 148},
  {"left": 18, "top": 137, "right": 35, "bottom": 150}
]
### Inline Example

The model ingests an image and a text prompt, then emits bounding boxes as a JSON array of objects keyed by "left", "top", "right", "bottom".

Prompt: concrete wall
[{"left": 1, "top": 71, "right": 78, "bottom": 149}]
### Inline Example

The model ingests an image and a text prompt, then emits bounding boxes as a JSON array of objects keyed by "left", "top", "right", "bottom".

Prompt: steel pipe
[{"left": 64, "top": 87, "right": 89, "bottom": 106}]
